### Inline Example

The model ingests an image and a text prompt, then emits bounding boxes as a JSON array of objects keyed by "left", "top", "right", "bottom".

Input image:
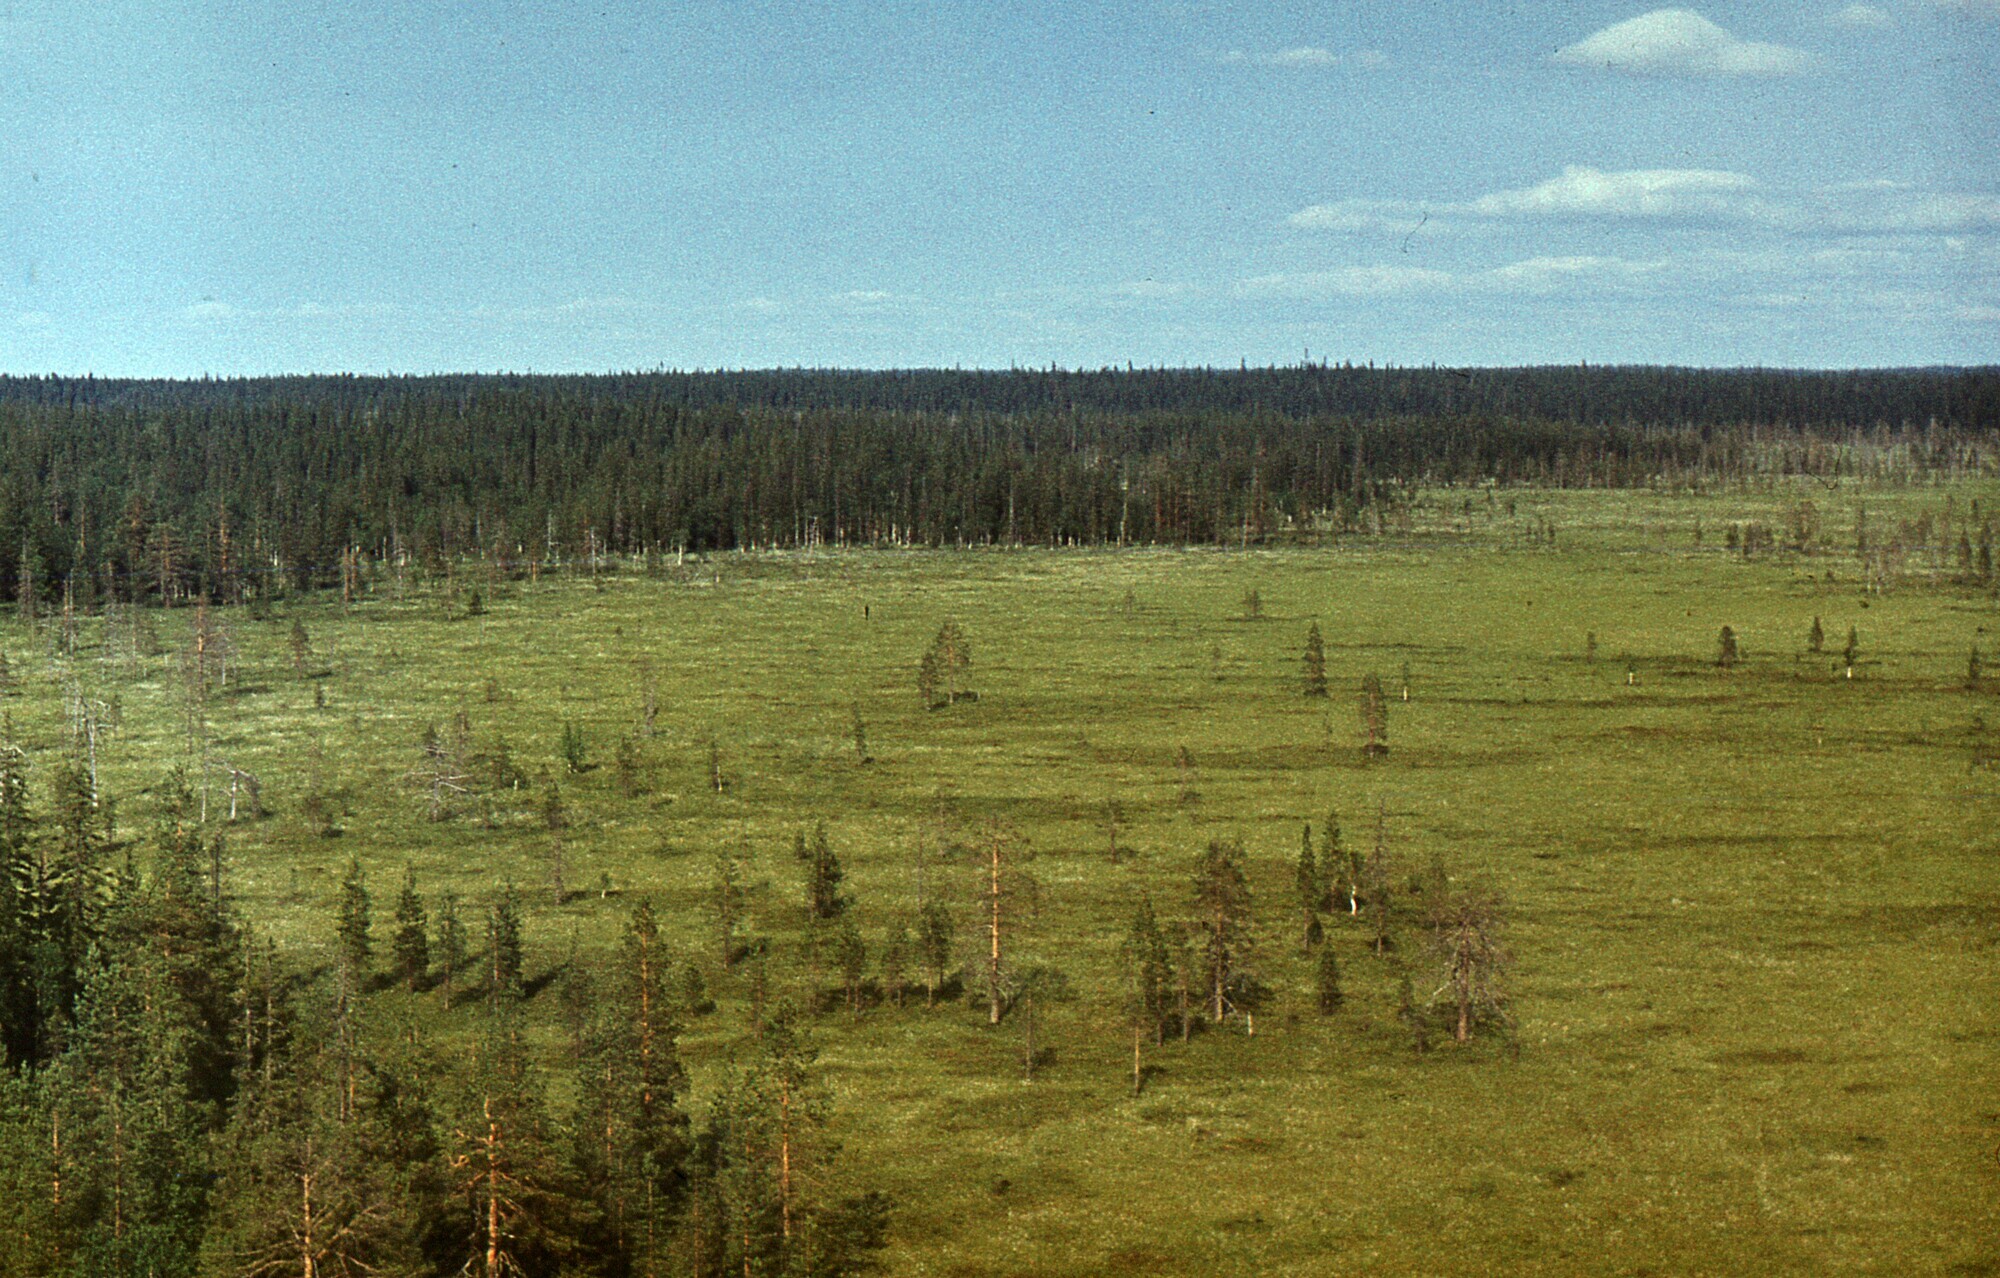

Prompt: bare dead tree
[
  {"left": 406, "top": 723, "right": 470, "bottom": 822},
  {"left": 1423, "top": 866, "right": 1512, "bottom": 1044}
]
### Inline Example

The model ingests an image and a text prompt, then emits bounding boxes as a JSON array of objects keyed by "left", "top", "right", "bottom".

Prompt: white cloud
[
  {"left": 1287, "top": 199, "right": 1438, "bottom": 235},
  {"left": 1471, "top": 165, "right": 1761, "bottom": 219},
  {"left": 183, "top": 301, "right": 239, "bottom": 320},
  {"left": 1238, "top": 266, "right": 1455, "bottom": 299},
  {"left": 1552, "top": 10, "right": 1812, "bottom": 76},
  {"left": 1828, "top": 4, "right": 1894, "bottom": 27},
  {"left": 1290, "top": 167, "right": 2000, "bottom": 237},
  {"left": 1925, "top": 0, "right": 2000, "bottom": 15},
  {"left": 1212, "top": 46, "right": 1389, "bottom": 69},
  {"left": 15, "top": 311, "right": 52, "bottom": 329}
]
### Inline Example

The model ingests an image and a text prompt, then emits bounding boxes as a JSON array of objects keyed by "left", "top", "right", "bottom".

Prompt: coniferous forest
[
  {"left": 0, "top": 366, "right": 1994, "bottom": 604},
  {"left": 0, "top": 365, "right": 1996, "bottom": 1276}
]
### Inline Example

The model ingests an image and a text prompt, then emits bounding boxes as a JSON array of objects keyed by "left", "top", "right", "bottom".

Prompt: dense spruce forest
[{"left": 1, "top": 366, "right": 1994, "bottom": 606}]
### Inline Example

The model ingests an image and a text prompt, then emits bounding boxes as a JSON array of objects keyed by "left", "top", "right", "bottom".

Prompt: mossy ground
[{"left": 4, "top": 484, "right": 1995, "bottom": 1276}]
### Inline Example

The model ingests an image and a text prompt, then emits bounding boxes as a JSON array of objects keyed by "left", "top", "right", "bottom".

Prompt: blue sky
[{"left": 0, "top": 1, "right": 1994, "bottom": 374}]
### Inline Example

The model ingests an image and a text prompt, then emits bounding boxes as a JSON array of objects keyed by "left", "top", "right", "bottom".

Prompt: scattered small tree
[
  {"left": 288, "top": 618, "right": 312, "bottom": 676},
  {"left": 1191, "top": 837, "right": 1253, "bottom": 1026},
  {"left": 1717, "top": 625, "right": 1738, "bottom": 671},
  {"left": 436, "top": 890, "right": 468, "bottom": 1005},
  {"left": 1315, "top": 946, "right": 1344, "bottom": 1014},
  {"left": 916, "top": 900, "right": 954, "bottom": 1007},
  {"left": 1843, "top": 626, "right": 1859, "bottom": 679},
  {"left": 1808, "top": 616, "right": 1825, "bottom": 654},
  {"left": 613, "top": 733, "right": 646, "bottom": 797},
  {"left": 1969, "top": 645, "right": 1984, "bottom": 692},
  {"left": 916, "top": 647, "right": 942, "bottom": 710},
  {"left": 1295, "top": 823, "right": 1323, "bottom": 951},
  {"left": 1359, "top": 673, "right": 1389, "bottom": 758},
  {"left": 925, "top": 620, "right": 972, "bottom": 705},
  {"left": 831, "top": 916, "right": 867, "bottom": 1014},
  {"left": 1302, "top": 623, "right": 1328, "bottom": 698},
  {"left": 850, "top": 705, "right": 871, "bottom": 764},
  {"left": 1241, "top": 588, "right": 1263, "bottom": 620},
  {"left": 1012, "top": 963, "right": 1072, "bottom": 1081},
  {"left": 805, "top": 822, "right": 846, "bottom": 920},
  {"left": 559, "top": 721, "right": 589, "bottom": 774},
  {"left": 541, "top": 783, "right": 570, "bottom": 903}
]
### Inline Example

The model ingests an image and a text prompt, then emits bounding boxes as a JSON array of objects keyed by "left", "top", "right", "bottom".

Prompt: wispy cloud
[
  {"left": 1289, "top": 167, "right": 2000, "bottom": 236},
  {"left": 1552, "top": 10, "right": 1812, "bottom": 77},
  {"left": 1471, "top": 166, "right": 1763, "bottom": 219},
  {"left": 1828, "top": 4, "right": 1895, "bottom": 28},
  {"left": 1212, "top": 46, "right": 1388, "bottom": 69}
]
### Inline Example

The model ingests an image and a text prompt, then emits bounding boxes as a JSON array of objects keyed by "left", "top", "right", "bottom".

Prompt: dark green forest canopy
[{"left": 1, "top": 365, "right": 1994, "bottom": 602}]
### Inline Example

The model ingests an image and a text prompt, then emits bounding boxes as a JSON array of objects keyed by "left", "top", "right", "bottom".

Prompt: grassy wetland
[{"left": 4, "top": 480, "right": 1994, "bottom": 1276}]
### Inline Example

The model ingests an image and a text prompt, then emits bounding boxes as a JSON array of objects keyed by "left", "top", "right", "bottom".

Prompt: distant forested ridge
[{"left": 0, "top": 365, "right": 1994, "bottom": 603}]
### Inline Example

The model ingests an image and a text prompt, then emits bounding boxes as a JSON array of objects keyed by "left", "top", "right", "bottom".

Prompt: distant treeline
[{"left": 0, "top": 365, "right": 1994, "bottom": 604}]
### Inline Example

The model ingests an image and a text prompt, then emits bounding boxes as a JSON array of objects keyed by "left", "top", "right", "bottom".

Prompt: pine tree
[
  {"left": 880, "top": 924, "right": 910, "bottom": 1009},
  {"left": 577, "top": 898, "right": 691, "bottom": 1269},
  {"left": 1363, "top": 800, "right": 1394, "bottom": 955},
  {"left": 1717, "top": 625, "right": 1739, "bottom": 670},
  {"left": 487, "top": 885, "right": 524, "bottom": 1008},
  {"left": 1302, "top": 623, "right": 1328, "bottom": 698},
  {"left": 393, "top": 866, "right": 430, "bottom": 992},
  {"left": 336, "top": 856, "right": 372, "bottom": 985},
  {"left": 916, "top": 647, "right": 941, "bottom": 711},
  {"left": 1843, "top": 626, "right": 1860, "bottom": 678},
  {"left": 1191, "top": 838, "right": 1252, "bottom": 1025},
  {"left": 1012, "top": 963, "right": 1071, "bottom": 1081},
  {"left": 1809, "top": 615, "right": 1825, "bottom": 653},
  {"left": 287, "top": 618, "right": 311, "bottom": 675},
  {"left": 832, "top": 915, "right": 867, "bottom": 1014},
  {"left": 1315, "top": 945, "right": 1344, "bottom": 1014},
  {"left": 1359, "top": 673, "right": 1388, "bottom": 757},
  {"left": 916, "top": 900, "right": 953, "bottom": 1007},
  {"left": 1120, "top": 893, "right": 1174, "bottom": 1047},
  {"left": 805, "top": 822, "right": 846, "bottom": 921},
  {"left": 1296, "top": 823, "right": 1323, "bottom": 950},
  {"left": 931, "top": 620, "right": 972, "bottom": 704},
  {"left": 542, "top": 784, "right": 569, "bottom": 903},
  {"left": 436, "top": 889, "right": 468, "bottom": 1007},
  {"left": 454, "top": 1007, "right": 597, "bottom": 1278}
]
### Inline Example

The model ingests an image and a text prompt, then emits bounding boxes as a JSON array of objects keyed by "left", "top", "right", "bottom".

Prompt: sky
[{"left": 0, "top": 1, "right": 1994, "bottom": 374}]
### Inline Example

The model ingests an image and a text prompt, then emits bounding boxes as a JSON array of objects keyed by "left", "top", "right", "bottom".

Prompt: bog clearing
[{"left": 2, "top": 485, "right": 1995, "bottom": 1277}]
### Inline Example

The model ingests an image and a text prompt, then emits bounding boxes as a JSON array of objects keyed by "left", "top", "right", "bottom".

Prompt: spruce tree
[
  {"left": 1302, "top": 623, "right": 1328, "bottom": 698},
  {"left": 1295, "top": 822, "right": 1323, "bottom": 950},
  {"left": 436, "top": 889, "right": 468, "bottom": 1006},
  {"left": 336, "top": 856, "right": 372, "bottom": 985},
  {"left": 805, "top": 822, "right": 846, "bottom": 920},
  {"left": 1315, "top": 945, "right": 1344, "bottom": 1014},
  {"left": 487, "top": 885, "right": 524, "bottom": 1007},
  {"left": 1809, "top": 615, "right": 1825, "bottom": 653},
  {"left": 1843, "top": 626, "right": 1860, "bottom": 678},
  {"left": 1717, "top": 625, "right": 1739, "bottom": 670},
  {"left": 393, "top": 866, "right": 430, "bottom": 992}
]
